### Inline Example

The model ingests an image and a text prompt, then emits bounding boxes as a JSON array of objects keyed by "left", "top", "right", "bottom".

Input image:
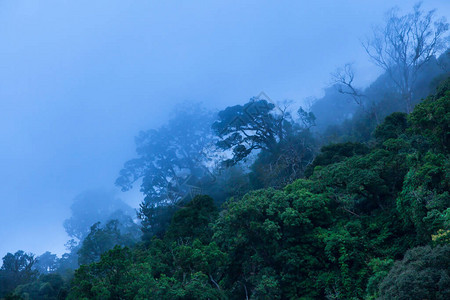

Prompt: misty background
[{"left": 1, "top": 0, "right": 449, "bottom": 258}]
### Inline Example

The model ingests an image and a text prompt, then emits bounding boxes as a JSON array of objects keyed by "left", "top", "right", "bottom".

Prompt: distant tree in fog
[
  {"left": 331, "top": 63, "right": 366, "bottom": 107},
  {"left": 63, "top": 190, "right": 136, "bottom": 241},
  {"left": 116, "top": 103, "right": 216, "bottom": 240},
  {"left": 362, "top": 2, "right": 449, "bottom": 113},
  {"left": 77, "top": 219, "right": 137, "bottom": 265},
  {"left": 116, "top": 102, "right": 215, "bottom": 205},
  {"left": 33, "top": 251, "right": 59, "bottom": 274}
]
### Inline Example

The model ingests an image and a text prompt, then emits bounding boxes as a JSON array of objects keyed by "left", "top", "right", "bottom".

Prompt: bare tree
[
  {"left": 331, "top": 63, "right": 366, "bottom": 106},
  {"left": 362, "top": 2, "right": 449, "bottom": 113},
  {"left": 331, "top": 63, "right": 381, "bottom": 124}
]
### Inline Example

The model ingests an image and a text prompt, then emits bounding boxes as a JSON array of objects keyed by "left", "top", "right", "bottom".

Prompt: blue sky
[{"left": 0, "top": 0, "right": 448, "bottom": 258}]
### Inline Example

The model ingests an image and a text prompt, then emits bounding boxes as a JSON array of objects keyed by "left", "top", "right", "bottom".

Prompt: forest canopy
[
  {"left": 1, "top": 2, "right": 449, "bottom": 300},
  {"left": 2, "top": 74, "right": 447, "bottom": 299}
]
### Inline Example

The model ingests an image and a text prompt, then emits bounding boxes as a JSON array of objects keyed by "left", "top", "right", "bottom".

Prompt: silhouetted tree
[
  {"left": 214, "top": 98, "right": 316, "bottom": 188},
  {"left": 213, "top": 98, "right": 293, "bottom": 167}
]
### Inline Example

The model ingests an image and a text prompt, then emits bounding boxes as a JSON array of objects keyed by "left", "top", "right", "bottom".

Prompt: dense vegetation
[
  {"left": 2, "top": 76, "right": 447, "bottom": 299},
  {"left": 1, "top": 4, "right": 449, "bottom": 299},
  {"left": 64, "top": 80, "right": 449, "bottom": 299}
]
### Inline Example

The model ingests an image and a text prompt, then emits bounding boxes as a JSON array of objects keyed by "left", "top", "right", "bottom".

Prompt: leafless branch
[
  {"left": 362, "top": 3, "right": 449, "bottom": 112},
  {"left": 331, "top": 63, "right": 366, "bottom": 106}
]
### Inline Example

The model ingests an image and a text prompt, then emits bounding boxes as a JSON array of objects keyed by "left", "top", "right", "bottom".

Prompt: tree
[
  {"left": 213, "top": 98, "right": 294, "bottom": 167},
  {"left": 297, "top": 106, "right": 316, "bottom": 129},
  {"left": 165, "top": 195, "right": 218, "bottom": 243},
  {"left": 34, "top": 251, "right": 59, "bottom": 274},
  {"left": 331, "top": 64, "right": 366, "bottom": 107},
  {"left": 374, "top": 112, "right": 408, "bottom": 143},
  {"left": 67, "top": 246, "right": 137, "bottom": 300},
  {"left": 212, "top": 186, "right": 332, "bottom": 298},
  {"left": 65, "top": 83, "right": 450, "bottom": 299},
  {"left": 362, "top": 3, "right": 449, "bottom": 113},
  {"left": 214, "top": 98, "right": 316, "bottom": 188},
  {"left": 138, "top": 202, "right": 179, "bottom": 241},
  {"left": 379, "top": 245, "right": 450, "bottom": 300},
  {"left": 12, "top": 273, "right": 68, "bottom": 300},
  {"left": 408, "top": 79, "right": 450, "bottom": 152},
  {"left": 0, "top": 251, "right": 37, "bottom": 297},
  {"left": 304, "top": 142, "right": 369, "bottom": 177},
  {"left": 330, "top": 64, "right": 386, "bottom": 127},
  {"left": 116, "top": 103, "right": 217, "bottom": 240},
  {"left": 396, "top": 151, "right": 450, "bottom": 243},
  {"left": 63, "top": 189, "right": 136, "bottom": 242},
  {"left": 116, "top": 102, "right": 215, "bottom": 206},
  {"left": 249, "top": 129, "right": 316, "bottom": 189},
  {"left": 77, "top": 219, "right": 138, "bottom": 265},
  {"left": 68, "top": 195, "right": 227, "bottom": 300}
]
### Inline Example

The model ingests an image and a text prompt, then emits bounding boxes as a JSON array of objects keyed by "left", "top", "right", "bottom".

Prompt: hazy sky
[{"left": 1, "top": 0, "right": 449, "bottom": 258}]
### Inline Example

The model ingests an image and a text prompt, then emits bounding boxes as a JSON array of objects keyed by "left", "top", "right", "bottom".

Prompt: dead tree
[{"left": 362, "top": 3, "right": 449, "bottom": 113}]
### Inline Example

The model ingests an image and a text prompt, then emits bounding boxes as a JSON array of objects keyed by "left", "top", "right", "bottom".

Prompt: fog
[{"left": 0, "top": 0, "right": 448, "bottom": 258}]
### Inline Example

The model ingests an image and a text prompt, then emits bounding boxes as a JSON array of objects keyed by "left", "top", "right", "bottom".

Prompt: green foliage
[
  {"left": 205, "top": 165, "right": 250, "bottom": 204},
  {"left": 65, "top": 77, "right": 450, "bottom": 300},
  {"left": 12, "top": 273, "right": 67, "bottom": 300},
  {"left": 68, "top": 246, "right": 136, "bottom": 300},
  {"left": 305, "top": 142, "right": 369, "bottom": 177},
  {"left": 138, "top": 202, "right": 178, "bottom": 241},
  {"left": 165, "top": 195, "right": 218, "bottom": 243},
  {"left": 374, "top": 112, "right": 408, "bottom": 143},
  {"left": 67, "top": 196, "right": 228, "bottom": 300},
  {"left": 408, "top": 83, "right": 450, "bottom": 152},
  {"left": 77, "top": 219, "right": 138, "bottom": 266},
  {"left": 249, "top": 129, "right": 316, "bottom": 189},
  {"left": 365, "top": 258, "right": 394, "bottom": 299},
  {"left": 311, "top": 148, "right": 408, "bottom": 213},
  {"left": 379, "top": 245, "right": 450, "bottom": 300},
  {"left": 212, "top": 186, "right": 331, "bottom": 298},
  {"left": 396, "top": 152, "right": 450, "bottom": 243}
]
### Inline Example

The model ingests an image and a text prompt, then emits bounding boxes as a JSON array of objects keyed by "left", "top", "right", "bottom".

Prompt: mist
[{"left": 1, "top": 0, "right": 449, "bottom": 271}]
